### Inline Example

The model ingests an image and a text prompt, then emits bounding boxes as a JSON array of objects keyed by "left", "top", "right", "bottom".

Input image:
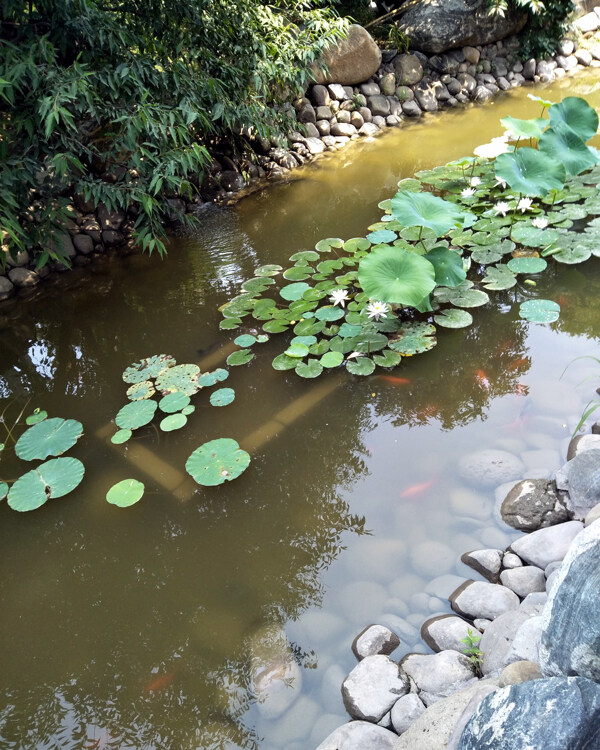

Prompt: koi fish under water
[
  {"left": 474, "top": 369, "right": 490, "bottom": 390},
  {"left": 144, "top": 669, "right": 178, "bottom": 693},
  {"left": 507, "top": 356, "right": 530, "bottom": 371},
  {"left": 400, "top": 478, "right": 435, "bottom": 498},
  {"left": 379, "top": 375, "right": 411, "bottom": 386}
]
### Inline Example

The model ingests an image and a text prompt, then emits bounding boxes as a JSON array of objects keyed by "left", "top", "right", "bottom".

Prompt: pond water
[{"left": 1, "top": 73, "right": 600, "bottom": 750}]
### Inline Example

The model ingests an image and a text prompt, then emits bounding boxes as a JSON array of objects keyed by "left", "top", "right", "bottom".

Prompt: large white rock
[
  {"left": 479, "top": 610, "right": 530, "bottom": 675},
  {"left": 390, "top": 693, "right": 426, "bottom": 734},
  {"left": 352, "top": 624, "right": 400, "bottom": 660},
  {"left": 316, "top": 720, "right": 397, "bottom": 750},
  {"left": 450, "top": 580, "right": 520, "bottom": 621},
  {"left": 421, "top": 615, "right": 478, "bottom": 653},
  {"left": 510, "top": 521, "right": 584, "bottom": 569},
  {"left": 458, "top": 449, "right": 525, "bottom": 488},
  {"left": 311, "top": 25, "right": 382, "bottom": 86},
  {"left": 342, "top": 655, "right": 409, "bottom": 721},
  {"left": 401, "top": 650, "right": 475, "bottom": 705},
  {"left": 505, "top": 615, "right": 543, "bottom": 665},
  {"left": 500, "top": 566, "right": 546, "bottom": 597}
]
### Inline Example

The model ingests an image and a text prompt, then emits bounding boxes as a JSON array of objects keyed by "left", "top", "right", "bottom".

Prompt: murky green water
[{"left": 1, "top": 73, "right": 600, "bottom": 750}]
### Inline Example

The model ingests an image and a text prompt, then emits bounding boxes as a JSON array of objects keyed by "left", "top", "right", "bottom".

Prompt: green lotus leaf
[
  {"left": 346, "top": 357, "right": 375, "bottom": 376},
  {"left": 540, "top": 121, "right": 599, "bottom": 176},
  {"left": 391, "top": 190, "right": 470, "bottom": 237},
  {"left": 495, "top": 148, "right": 566, "bottom": 197},
  {"left": 186, "top": 438, "right": 250, "bottom": 486},
  {"left": 424, "top": 246, "right": 466, "bottom": 287},
  {"left": 315, "top": 237, "right": 344, "bottom": 253},
  {"left": 159, "top": 392, "right": 191, "bottom": 413},
  {"left": 106, "top": 478, "right": 145, "bottom": 507},
  {"left": 500, "top": 115, "right": 547, "bottom": 140},
  {"left": 226, "top": 349, "right": 254, "bottom": 366},
  {"left": 309, "top": 340, "right": 330, "bottom": 356},
  {"left": 320, "top": 351, "right": 344, "bottom": 368},
  {"left": 126, "top": 380, "right": 156, "bottom": 401},
  {"left": 255, "top": 264, "right": 283, "bottom": 276},
  {"left": 358, "top": 246, "right": 436, "bottom": 307},
  {"left": 15, "top": 417, "right": 83, "bottom": 461},
  {"left": 252, "top": 299, "right": 277, "bottom": 319},
  {"left": 396, "top": 177, "right": 422, "bottom": 191},
  {"left": 116, "top": 400, "right": 157, "bottom": 430},
  {"left": 510, "top": 223, "right": 560, "bottom": 248},
  {"left": 338, "top": 322, "right": 363, "bottom": 338},
  {"left": 471, "top": 248, "right": 504, "bottom": 265},
  {"left": 519, "top": 299, "right": 560, "bottom": 323},
  {"left": 372, "top": 349, "right": 402, "bottom": 367},
  {"left": 0, "top": 482, "right": 7, "bottom": 501},
  {"left": 283, "top": 266, "right": 314, "bottom": 281},
  {"left": 507, "top": 256, "right": 548, "bottom": 274},
  {"left": 482, "top": 264, "right": 517, "bottom": 290},
  {"left": 302, "top": 288, "right": 327, "bottom": 302},
  {"left": 388, "top": 322, "right": 437, "bottom": 356},
  {"left": 25, "top": 409, "right": 48, "bottom": 426},
  {"left": 294, "top": 319, "right": 324, "bottom": 336},
  {"left": 280, "top": 282, "right": 311, "bottom": 301},
  {"left": 198, "top": 368, "right": 229, "bottom": 387},
  {"left": 182, "top": 405, "right": 195, "bottom": 416},
  {"left": 285, "top": 343, "right": 309, "bottom": 358},
  {"left": 122, "top": 354, "right": 176, "bottom": 384},
  {"left": 111, "top": 429, "right": 132, "bottom": 445},
  {"left": 262, "top": 320, "right": 289, "bottom": 333},
  {"left": 434, "top": 308, "right": 473, "bottom": 328},
  {"left": 553, "top": 245, "right": 592, "bottom": 264},
  {"left": 315, "top": 305, "right": 345, "bottom": 322},
  {"left": 234, "top": 334, "right": 257, "bottom": 348},
  {"left": 7, "top": 457, "right": 85, "bottom": 511},
  {"left": 155, "top": 364, "right": 200, "bottom": 396},
  {"left": 348, "top": 330, "right": 389, "bottom": 353},
  {"left": 295, "top": 359, "right": 323, "bottom": 378},
  {"left": 291, "top": 335, "right": 317, "bottom": 347},
  {"left": 160, "top": 413, "right": 188, "bottom": 431},
  {"left": 450, "top": 288, "right": 489, "bottom": 308},
  {"left": 344, "top": 238, "right": 371, "bottom": 253},
  {"left": 374, "top": 316, "right": 403, "bottom": 333},
  {"left": 256, "top": 334, "right": 269, "bottom": 343},
  {"left": 367, "top": 229, "right": 398, "bottom": 244},
  {"left": 528, "top": 94, "right": 553, "bottom": 108},
  {"left": 219, "top": 318, "right": 241, "bottom": 330},
  {"left": 242, "top": 277, "right": 274, "bottom": 294},
  {"left": 272, "top": 353, "right": 298, "bottom": 370},
  {"left": 548, "top": 96, "right": 599, "bottom": 143},
  {"left": 289, "top": 250, "right": 320, "bottom": 262}
]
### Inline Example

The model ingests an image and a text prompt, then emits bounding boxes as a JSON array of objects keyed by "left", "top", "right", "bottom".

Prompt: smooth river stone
[
  {"left": 540, "top": 520, "right": 600, "bottom": 681},
  {"left": 400, "top": 650, "right": 475, "bottom": 705},
  {"left": 421, "top": 614, "right": 478, "bottom": 653},
  {"left": 499, "top": 565, "right": 546, "bottom": 598},
  {"left": 461, "top": 548, "right": 503, "bottom": 582},
  {"left": 450, "top": 580, "right": 520, "bottom": 621},
  {"left": 458, "top": 449, "right": 525, "bottom": 488},
  {"left": 315, "top": 720, "right": 397, "bottom": 750},
  {"left": 456, "top": 677, "right": 600, "bottom": 750},
  {"left": 342, "top": 654, "right": 409, "bottom": 721},
  {"left": 410, "top": 540, "right": 456, "bottom": 577},
  {"left": 352, "top": 624, "right": 400, "bottom": 660},
  {"left": 510, "top": 521, "right": 583, "bottom": 569},
  {"left": 478, "top": 610, "right": 530, "bottom": 675},
  {"left": 563, "top": 449, "right": 600, "bottom": 517}
]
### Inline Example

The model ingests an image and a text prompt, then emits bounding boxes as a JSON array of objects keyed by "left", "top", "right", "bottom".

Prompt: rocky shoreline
[
  {"left": 315, "top": 422, "right": 600, "bottom": 749},
  {"left": 3, "top": 11, "right": 600, "bottom": 302}
]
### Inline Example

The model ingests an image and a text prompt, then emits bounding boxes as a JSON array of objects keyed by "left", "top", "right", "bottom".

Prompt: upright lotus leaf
[
  {"left": 106, "top": 479, "right": 145, "bottom": 507},
  {"left": 391, "top": 190, "right": 468, "bottom": 237},
  {"left": 7, "top": 457, "right": 85, "bottom": 511},
  {"left": 115, "top": 400, "right": 157, "bottom": 430},
  {"left": 186, "top": 438, "right": 250, "bottom": 486},
  {"left": 424, "top": 247, "right": 466, "bottom": 287},
  {"left": 548, "top": 97, "right": 599, "bottom": 143},
  {"left": 500, "top": 115, "right": 547, "bottom": 140},
  {"left": 126, "top": 380, "right": 156, "bottom": 401},
  {"left": 122, "top": 354, "right": 176, "bottom": 384},
  {"left": 155, "top": 364, "right": 200, "bottom": 395},
  {"left": 519, "top": 299, "right": 560, "bottom": 323},
  {"left": 25, "top": 409, "right": 48, "bottom": 426},
  {"left": 495, "top": 148, "right": 566, "bottom": 197},
  {"left": 389, "top": 322, "right": 437, "bottom": 356},
  {"left": 15, "top": 418, "right": 83, "bottom": 461},
  {"left": 358, "top": 246, "right": 436, "bottom": 307},
  {"left": 539, "top": 121, "right": 599, "bottom": 176}
]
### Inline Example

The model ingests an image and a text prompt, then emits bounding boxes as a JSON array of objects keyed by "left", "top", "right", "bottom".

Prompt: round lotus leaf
[
  {"left": 234, "top": 334, "right": 257, "bottom": 348},
  {"left": 507, "top": 257, "right": 547, "bottom": 274},
  {"left": 346, "top": 357, "right": 376, "bottom": 376},
  {"left": 106, "top": 478, "right": 145, "bottom": 507},
  {"left": 123, "top": 354, "right": 176, "bottom": 384},
  {"left": 283, "top": 266, "right": 314, "bottom": 281},
  {"left": 7, "top": 470, "right": 47, "bottom": 511},
  {"left": 519, "top": 299, "right": 560, "bottom": 323},
  {"left": 373, "top": 350, "right": 402, "bottom": 368},
  {"left": 226, "top": 349, "right": 254, "bottom": 366},
  {"left": 548, "top": 96, "right": 599, "bottom": 143},
  {"left": 290, "top": 336, "right": 317, "bottom": 348},
  {"left": 280, "top": 282, "right": 311, "bottom": 301},
  {"left": 500, "top": 115, "right": 547, "bottom": 140},
  {"left": 263, "top": 320, "right": 289, "bottom": 333},
  {"left": 358, "top": 247, "right": 436, "bottom": 307},
  {"left": 434, "top": 308, "right": 473, "bottom": 328},
  {"left": 126, "top": 380, "right": 156, "bottom": 401},
  {"left": 446, "top": 288, "right": 490, "bottom": 308},
  {"left": 349, "top": 330, "right": 389, "bottom": 353},
  {"left": 7, "top": 457, "right": 85, "bottom": 511},
  {"left": 159, "top": 392, "right": 191, "bottom": 413},
  {"left": 285, "top": 343, "right": 309, "bottom": 358},
  {"left": 294, "top": 319, "right": 324, "bottom": 336},
  {"left": 155, "top": 364, "right": 200, "bottom": 396},
  {"left": 15, "top": 417, "right": 84, "bottom": 461},
  {"left": 482, "top": 264, "right": 517, "bottom": 290},
  {"left": 315, "top": 306, "right": 345, "bottom": 322},
  {"left": 210, "top": 388, "right": 235, "bottom": 407},
  {"left": 290, "top": 250, "right": 320, "bottom": 262},
  {"left": 540, "top": 122, "right": 599, "bottom": 176},
  {"left": 295, "top": 359, "right": 323, "bottom": 378},
  {"left": 256, "top": 334, "right": 269, "bottom": 343},
  {"left": 553, "top": 245, "right": 592, "bottom": 264},
  {"left": 219, "top": 318, "right": 241, "bottom": 330},
  {"left": 367, "top": 229, "right": 397, "bottom": 244},
  {"left": 471, "top": 248, "right": 503, "bottom": 265},
  {"left": 186, "top": 438, "right": 250, "bottom": 486},
  {"left": 344, "top": 238, "right": 371, "bottom": 253},
  {"left": 389, "top": 322, "right": 437, "bottom": 356},
  {"left": 255, "top": 264, "right": 283, "bottom": 276},
  {"left": 272, "top": 354, "right": 298, "bottom": 371},
  {"left": 495, "top": 147, "right": 566, "bottom": 197},
  {"left": 242, "top": 277, "right": 274, "bottom": 294},
  {"left": 320, "top": 351, "right": 344, "bottom": 368},
  {"left": 115, "top": 400, "right": 157, "bottom": 430},
  {"left": 198, "top": 368, "right": 229, "bottom": 387},
  {"left": 25, "top": 409, "right": 48, "bottom": 426},
  {"left": 181, "top": 405, "right": 195, "bottom": 416},
  {"left": 0, "top": 482, "right": 7, "bottom": 501},
  {"left": 315, "top": 238, "right": 344, "bottom": 253},
  {"left": 160, "top": 413, "right": 188, "bottom": 431},
  {"left": 111, "top": 429, "right": 132, "bottom": 445}
]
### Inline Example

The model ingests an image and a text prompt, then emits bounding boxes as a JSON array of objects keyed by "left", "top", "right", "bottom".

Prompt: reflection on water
[{"left": 1, "top": 73, "right": 600, "bottom": 749}]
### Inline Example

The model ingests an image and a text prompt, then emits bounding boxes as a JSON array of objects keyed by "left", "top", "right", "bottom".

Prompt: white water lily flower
[
  {"left": 329, "top": 288, "right": 350, "bottom": 307},
  {"left": 461, "top": 187, "right": 475, "bottom": 198},
  {"left": 518, "top": 197, "right": 533, "bottom": 213},
  {"left": 532, "top": 217, "right": 548, "bottom": 229},
  {"left": 469, "top": 177, "right": 481, "bottom": 187},
  {"left": 495, "top": 177, "right": 508, "bottom": 189},
  {"left": 366, "top": 301, "right": 389, "bottom": 321},
  {"left": 494, "top": 201, "right": 511, "bottom": 217}
]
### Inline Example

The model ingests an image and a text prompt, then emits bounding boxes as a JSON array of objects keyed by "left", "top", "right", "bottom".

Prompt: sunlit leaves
[
  {"left": 8, "top": 457, "right": 84, "bottom": 511},
  {"left": 15, "top": 418, "right": 83, "bottom": 461},
  {"left": 391, "top": 190, "right": 468, "bottom": 237},
  {"left": 186, "top": 439, "right": 250, "bottom": 486},
  {"left": 106, "top": 479, "right": 145, "bottom": 507},
  {"left": 358, "top": 246, "right": 436, "bottom": 307},
  {"left": 519, "top": 299, "right": 560, "bottom": 323},
  {"left": 116, "top": 400, "right": 157, "bottom": 430},
  {"left": 495, "top": 148, "right": 566, "bottom": 196}
]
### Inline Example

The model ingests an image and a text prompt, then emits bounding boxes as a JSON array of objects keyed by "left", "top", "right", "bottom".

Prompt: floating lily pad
[
  {"left": 295, "top": 359, "right": 323, "bottom": 378},
  {"left": 482, "top": 264, "right": 517, "bottom": 290},
  {"left": 434, "top": 308, "right": 473, "bottom": 328},
  {"left": 349, "top": 330, "right": 389, "bottom": 353},
  {"left": 344, "top": 238, "right": 371, "bottom": 253},
  {"left": 553, "top": 245, "right": 592, "bottom": 264},
  {"left": 226, "top": 349, "right": 254, "bottom": 366},
  {"left": 25, "top": 409, "right": 48, "bottom": 426},
  {"left": 338, "top": 322, "right": 362, "bottom": 338},
  {"left": 294, "top": 319, "right": 324, "bottom": 336},
  {"left": 242, "top": 277, "right": 274, "bottom": 294},
  {"left": 346, "top": 357, "right": 375, "bottom": 375},
  {"left": 315, "top": 238, "right": 344, "bottom": 252},
  {"left": 111, "top": 429, "right": 132, "bottom": 445},
  {"left": 219, "top": 318, "right": 241, "bottom": 330},
  {"left": 123, "top": 354, "right": 176, "bottom": 384},
  {"left": 283, "top": 343, "right": 307, "bottom": 359},
  {"left": 510, "top": 224, "right": 560, "bottom": 248},
  {"left": 289, "top": 250, "right": 319, "bottom": 262},
  {"left": 315, "top": 305, "right": 345, "bottom": 322},
  {"left": 115, "top": 400, "right": 157, "bottom": 430},
  {"left": 519, "top": 299, "right": 560, "bottom": 323},
  {"left": 15, "top": 417, "right": 84, "bottom": 461},
  {"left": 309, "top": 340, "right": 330, "bottom": 356},
  {"left": 155, "top": 364, "right": 200, "bottom": 396},
  {"left": 373, "top": 349, "right": 402, "bottom": 368},
  {"left": 263, "top": 320, "right": 290, "bottom": 333},
  {"left": 471, "top": 248, "right": 504, "bottom": 265},
  {"left": 234, "top": 334, "right": 257, "bottom": 348},
  {"left": 252, "top": 299, "right": 277, "bottom": 319},
  {"left": 255, "top": 264, "right": 283, "bottom": 276},
  {"left": 389, "top": 322, "right": 437, "bottom": 356},
  {"left": 198, "top": 368, "right": 229, "bottom": 387},
  {"left": 160, "top": 413, "right": 188, "bottom": 431},
  {"left": 0, "top": 482, "right": 7, "bottom": 501},
  {"left": 272, "top": 354, "right": 298, "bottom": 370},
  {"left": 437, "top": 287, "right": 490, "bottom": 308},
  {"left": 210, "top": 388, "right": 235, "bottom": 406},
  {"left": 283, "top": 266, "right": 314, "bottom": 281},
  {"left": 291, "top": 335, "right": 317, "bottom": 347},
  {"left": 181, "top": 405, "right": 195, "bottom": 416},
  {"left": 106, "top": 478, "right": 145, "bottom": 507},
  {"left": 186, "top": 438, "right": 250, "bottom": 486},
  {"left": 159, "top": 392, "right": 191, "bottom": 413},
  {"left": 507, "top": 257, "right": 547, "bottom": 274},
  {"left": 367, "top": 229, "right": 398, "bottom": 244},
  {"left": 126, "top": 380, "right": 156, "bottom": 401},
  {"left": 256, "top": 335, "right": 269, "bottom": 343},
  {"left": 7, "top": 457, "right": 85, "bottom": 511},
  {"left": 320, "top": 351, "right": 344, "bottom": 368},
  {"left": 281, "top": 281, "right": 312, "bottom": 302}
]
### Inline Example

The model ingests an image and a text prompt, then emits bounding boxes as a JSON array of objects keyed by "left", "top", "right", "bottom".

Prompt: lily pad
[
  {"left": 482, "top": 264, "right": 517, "bottom": 290},
  {"left": 367, "top": 229, "right": 398, "bottom": 244},
  {"left": 295, "top": 359, "right": 324, "bottom": 378},
  {"left": 346, "top": 357, "right": 376, "bottom": 376},
  {"left": 219, "top": 318, "right": 241, "bottom": 330},
  {"left": 111, "top": 429, "right": 132, "bottom": 445},
  {"left": 315, "top": 238, "right": 344, "bottom": 252},
  {"left": 242, "top": 277, "right": 274, "bottom": 294},
  {"left": 7, "top": 457, "right": 85, "bottom": 511},
  {"left": 315, "top": 305, "right": 345, "bottom": 322},
  {"left": 198, "top": 368, "right": 229, "bottom": 387},
  {"left": 182, "top": 405, "right": 195, "bottom": 416},
  {"left": 285, "top": 343, "right": 309, "bottom": 358},
  {"left": 123, "top": 354, "right": 176, "bottom": 384},
  {"left": 507, "top": 257, "right": 547, "bottom": 274},
  {"left": 294, "top": 319, "right": 324, "bottom": 336},
  {"left": 160, "top": 413, "right": 188, "bottom": 431},
  {"left": 186, "top": 438, "right": 250, "bottom": 486},
  {"left": 349, "top": 330, "right": 389, "bottom": 353},
  {"left": 226, "top": 349, "right": 254, "bottom": 366},
  {"left": 471, "top": 248, "right": 504, "bottom": 265},
  {"left": 373, "top": 350, "right": 402, "bottom": 368},
  {"left": 344, "top": 238, "right": 371, "bottom": 253},
  {"left": 389, "top": 322, "right": 437, "bottom": 356},
  {"left": 552, "top": 245, "right": 592, "bottom": 264},
  {"left": 210, "top": 388, "right": 235, "bottom": 406},
  {"left": 126, "top": 380, "right": 156, "bottom": 401},
  {"left": 283, "top": 266, "right": 314, "bottom": 281},
  {"left": 338, "top": 322, "right": 362, "bottom": 338},
  {"left": 263, "top": 320, "right": 289, "bottom": 333},
  {"left": 155, "top": 364, "right": 200, "bottom": 396},
  {"left": 0, "top": 482, "right": 7, "bottom": 501},
  {"left": 234, "top": 334, "right": 257, "bottom": 348},
  {"left": 272, "top": 354, "right": 298, "bottom": 370},
  {"left": 519, "top": 299, "right": 560, "bottom": 323},
  {"left": 25, "top": 409, "right": 48, "bottom": 426},
  {"left": 434, "top": 308, "right": 473, "bottom": 328},
  {"left": 320, "top": 351, "right": 344, "bottom": 368},
  {"left": 115, "top": 400, "right": 157, "bottom": 430},
  {"left": 290, "top": 250, "right": 320, "bottom": 262},
  {"left": 159, "top": 392, "right": 191, "bottom": 413},
  {"left": 106, "top": 478, "right": 145, "bottom": 507},
  {"left": 255, "top": 264, "right": 283, "bottom": 276},
  {"left": 291, "top": 335, "right": 317, "bottom": 347},
  {"left": 280, "top": 282, "right": 311, "bottom": 301},
  {"left": 510, "top": 223, "right": 560, "bottom": 248},
  {"left": 15, "top": 417, "right": 84, "bottom": 461}
]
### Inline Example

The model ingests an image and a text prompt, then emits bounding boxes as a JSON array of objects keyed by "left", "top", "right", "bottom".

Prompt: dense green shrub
[{"left": 0, "top": 0, "right": 348, "bottom": 264}]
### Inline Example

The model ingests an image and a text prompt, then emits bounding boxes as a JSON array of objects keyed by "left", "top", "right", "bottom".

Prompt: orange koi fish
[
  {"left": 507, "top": 357, "right": 530, "bottom": 371},
  {"left": 380, "top": 375, "right": 411, "bottom": 385},
  {"left": 400, "top": 478, "right": 435, "bottom": 498},
  {"left": 145, "top": 669, "right": 178, "bottom": 693},
  {"left": 474, "top": 369, "right": 490, "bottom": 390}
]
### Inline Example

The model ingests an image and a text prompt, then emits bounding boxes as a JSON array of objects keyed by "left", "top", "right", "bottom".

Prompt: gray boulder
[
  {"left": 393, "top": 54, "right": 423, "bottom": 85},
  {"left": 316, "top": 720, "right": 397, "bottom": 750},
  {"left": 414, "top": 84, "right": 438, "bottom": 112},
  {"left": 568, "top": 434, "right": 600, "bottom": 460},
  {"left": 510, "top": 520, "right": 583, "bottom": 569},
  {"left": 479, "top": 610, "right": 530, "bottom": 675},
  {"left": 352, "top": 624, "right": 400, "bottom": 661},
  {"left": 450, "top": 580, "right": 520, "bottom": 621},
  {"left": 561, "top": 449, "right": 600, "bottom": 518},
  {"left": 421, "top": 615, "right": 478, "bottom": 653},
  {"left": 400, "top": 650, "right": 475, "bottom": 705},
  {"left": 0, "top": 276, "right": 15, "bottom": 300},
  {"left": 8, "top": 268, "right": 40, "bottom": 287},
  {"left": 390, "top": 693, "right": 426, "bottom": 734},
  {"left": 342, "top": 655, "right": 409, "bottom": 721},
  {"left": 311, "top": 25, "right": 381, "bottom": 85},
  {"left": 500, "top": 566, "right": 546, "bottom": 598},
  {"left": 402, "top": 100, "right": 422, "bottom": 117},
  {"left": 368, "top": 95, "right": 391, "bottom": 117},
  {"left": 505, "top": 615, "right": 543, "bottom": 665},
  {"left": 461, "top": 549, "right": 503, "bottom": 582},
  {"left": 501, "top": 479, "right": 570, "bottom": 531},
  {"left": 458, "top": 449, "right": 524, "bottom": 488}
]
